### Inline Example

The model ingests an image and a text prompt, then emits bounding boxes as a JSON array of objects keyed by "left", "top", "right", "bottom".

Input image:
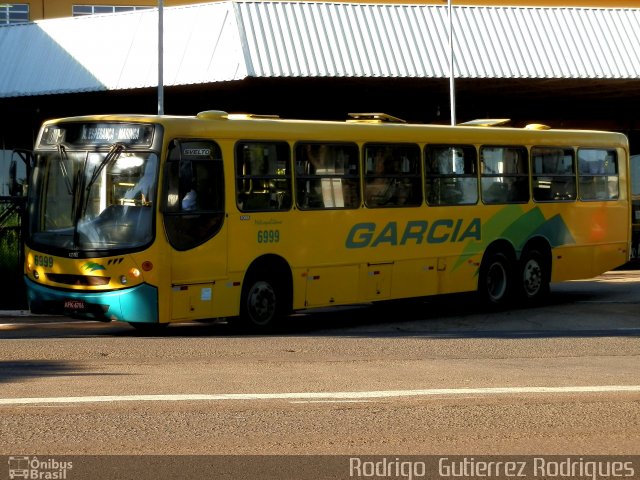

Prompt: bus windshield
[{"left": 29, "top": 146, "right": 158, "bottom": 253}]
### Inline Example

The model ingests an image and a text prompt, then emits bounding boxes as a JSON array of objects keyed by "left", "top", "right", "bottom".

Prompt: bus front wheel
[
  {"left": 240, "top": 276, "right": 284, "bottom": 332},
  {"left": 478, "top": 251, "right": 513, "bottom": 307}
]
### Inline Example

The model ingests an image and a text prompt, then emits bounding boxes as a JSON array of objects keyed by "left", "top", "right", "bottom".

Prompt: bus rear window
[{"left": 578, "top": 148, "right": 619, "bottom": 201}]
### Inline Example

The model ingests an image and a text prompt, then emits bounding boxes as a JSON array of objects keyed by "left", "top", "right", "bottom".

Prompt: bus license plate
[{"left": 64, "top": 299, "right": 86, "bottom": 311}]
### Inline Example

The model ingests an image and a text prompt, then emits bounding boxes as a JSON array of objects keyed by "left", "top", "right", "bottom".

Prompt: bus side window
[
  {"left": 577, "top": 148, "right": 619, "bottom": 201},
  {"left": 480, "top": 146, "right": 529, "bottom": 204},
  {"left": 235, "top": 141, "right": 292, "bottom": 212},
  {"left": 531, "top": 147, "right": 576, "bottom": 202},
  {"left": 425, "top": 145, "right": 478, "bottom": 206},
  {"left": 294, "top": 142, "right": 360, "bottom": 209},
  {"left": 363, "top": 143, "right": 422, "bottom": 208}
]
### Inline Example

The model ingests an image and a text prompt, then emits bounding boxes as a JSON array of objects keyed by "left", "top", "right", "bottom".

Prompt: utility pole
[
  {"left": 158, "top": 0, "right": 164, "bottom": 115},
  {"left": 447, "top": 0, "right": 456, "bottom": 126}
]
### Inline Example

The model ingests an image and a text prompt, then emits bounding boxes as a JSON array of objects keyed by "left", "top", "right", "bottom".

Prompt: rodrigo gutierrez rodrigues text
[{"left": 438, "top": 457, "right": 635, "bottom": 479}]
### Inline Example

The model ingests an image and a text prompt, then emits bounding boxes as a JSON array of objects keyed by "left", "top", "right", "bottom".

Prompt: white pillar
[{"left": 448, "top": 0, "right": 456, "bottom": 126}]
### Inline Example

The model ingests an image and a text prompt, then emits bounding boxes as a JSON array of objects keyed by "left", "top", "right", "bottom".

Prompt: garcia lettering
[{"left": 345, "top": 218, "right": 481, "bottom": 248}]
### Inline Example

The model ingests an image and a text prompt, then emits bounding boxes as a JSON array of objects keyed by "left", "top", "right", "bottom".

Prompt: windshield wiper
[
  {"left": 87, "top": 143, "right": 125, "bottom": 191},
  {"left": 56, "top": 144, "right": 73, "bottom": 195},
  {"left": 73, "top": 143, "right": 125, "bottom": 248}
]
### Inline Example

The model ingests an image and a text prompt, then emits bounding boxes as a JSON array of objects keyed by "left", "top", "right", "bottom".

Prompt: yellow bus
[{"left": 24, "top": 111, "right": 630, "bottom": 331}]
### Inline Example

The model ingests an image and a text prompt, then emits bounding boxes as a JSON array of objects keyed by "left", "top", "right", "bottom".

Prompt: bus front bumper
[{"left": 25, "top": 277, "right": 159, "bottom": 324}]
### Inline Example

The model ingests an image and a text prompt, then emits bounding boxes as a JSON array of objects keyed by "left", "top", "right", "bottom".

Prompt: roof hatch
[{"left": 347, "top": 113, "right": 406, "bottom": 124}]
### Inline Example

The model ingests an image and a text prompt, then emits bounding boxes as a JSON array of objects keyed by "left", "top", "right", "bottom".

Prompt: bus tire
[
  {"left": 240, "top": 274, "right": 285, "bottom": 332},
  {"left": 478, "top": 251, "right": 513, "bottom": 307},
  {"left": 519, "top": 248, "right": 550, "bottom": 303}
]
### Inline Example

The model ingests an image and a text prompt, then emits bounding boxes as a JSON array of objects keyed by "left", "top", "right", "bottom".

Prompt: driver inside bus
[{"left": 181, "top": 187, "right": 197, "bottom": 211}]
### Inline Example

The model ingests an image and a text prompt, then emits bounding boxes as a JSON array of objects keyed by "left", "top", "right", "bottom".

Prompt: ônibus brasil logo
[{"left": 8, "top": 456, "right": 73, "bottom": 479}]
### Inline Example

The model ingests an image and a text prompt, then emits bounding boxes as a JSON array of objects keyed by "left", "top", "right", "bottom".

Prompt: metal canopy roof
[{"left": 1, "top": 1, "right": 639, "bottom": 98}]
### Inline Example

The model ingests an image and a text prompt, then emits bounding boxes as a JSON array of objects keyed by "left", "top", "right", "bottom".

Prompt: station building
[{"left": 5, "top": 1, "right": 640, "bottom": 22}]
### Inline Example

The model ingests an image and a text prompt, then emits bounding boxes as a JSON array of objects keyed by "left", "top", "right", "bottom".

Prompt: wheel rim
[
  {"left": 522, "top": 258, "right": 542, "bottom": 297},
  {"left": 246, "top": 280, "right": 277, "bottom": 326},
  {"left": 486, "top": 260, "right": 508, "bottom": 302}
]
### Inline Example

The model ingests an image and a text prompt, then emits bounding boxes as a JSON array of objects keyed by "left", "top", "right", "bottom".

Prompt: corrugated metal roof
[
  {"left": 236, "top": 2, "right": 452, "bottom": 78},
  {"left": 236, "top": 2, "right": 640, "bottom": 79},
  {"left": 0, "top": 2, "right": 246, "bottom": 97},
  {"left": 1, "top": 1, "right": 640, "bottom": 98}
]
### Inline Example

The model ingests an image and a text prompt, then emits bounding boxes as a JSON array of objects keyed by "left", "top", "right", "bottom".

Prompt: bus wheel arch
[
  {"left": 519, "top": 238, "right": 552, "bottom": 303},
  {"left": 239, "top": 255, "right": 293, "bottom": 331},
  {"left": 477, "top": 240, "right": 517, "bottom": 307}
]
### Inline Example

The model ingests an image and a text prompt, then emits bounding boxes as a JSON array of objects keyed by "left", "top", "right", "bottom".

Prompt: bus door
[{"left": 162, "top": 140, "right": 228, "bottom": 320}]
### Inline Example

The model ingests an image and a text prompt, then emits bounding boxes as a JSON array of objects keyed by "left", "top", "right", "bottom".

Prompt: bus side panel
[
  {"left": 537, "top": 194, "right": 629, "bottom": 282},
  {"left": 362, "top": 263, "right": 393, "bottom": 301},
  {"left": 551, "top": 240, "right": 628, "bottom": 283},
  {"left": 549, "top": 246, "right": 595, "bottom": 282},
  {"left": 305, "top": 265, "right": 360, "bottom": 307},
  {"left": 390, "top": 258, "right": 438, "bottom": 299},
  {"left": 593, "top": 241, "right": 629, "bottom": 273},
  {"left": 171, "top": 283, "right": 214, "bottom": 320},
  {"left": 170, "top": 278, "right": 242, "bottom": 320},
  {"left": 437, "top": 254, "right": 483, "bottom": 296}
]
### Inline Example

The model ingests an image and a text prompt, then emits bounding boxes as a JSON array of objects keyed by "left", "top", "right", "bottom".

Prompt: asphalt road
[{"left": 0, "top": 271, "right": 639, "bottom": 478}]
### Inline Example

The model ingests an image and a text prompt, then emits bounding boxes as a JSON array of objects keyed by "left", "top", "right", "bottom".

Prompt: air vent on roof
[
  {"left": 347, "top": 113, "right": 406, "bottom": 124},
  {"left": 525, "top": 123, "right": 551, "bottom": 130},
  {"left": 458, "top": 119, "right": 511, "bottom": 127},
  {"left": 227, "top": 113, "right": 280, "bottom": 120},
  {"left": 196, "top": 110, "right": 229, "bottom": 120}
]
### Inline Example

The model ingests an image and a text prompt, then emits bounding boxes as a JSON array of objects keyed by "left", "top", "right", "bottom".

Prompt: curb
[{"left": 0, "top": 310, "right": 32, "bottom": 317}]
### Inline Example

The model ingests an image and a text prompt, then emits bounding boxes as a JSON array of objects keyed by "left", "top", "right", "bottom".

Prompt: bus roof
[{"left": 40, "top": 112, "right": 629, "bottom": 149}]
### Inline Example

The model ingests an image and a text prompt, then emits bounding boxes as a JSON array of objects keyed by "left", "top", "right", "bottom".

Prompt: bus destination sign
[
  {"left": 39, "top": 122, "right": 155, "bottom": 147},
  {"left": 78, "top": 123, "right": 154, "bottom": 145}
]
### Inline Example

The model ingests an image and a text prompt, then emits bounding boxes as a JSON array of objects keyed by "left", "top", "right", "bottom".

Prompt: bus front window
[{"left": 29, "top": 148, "right": 158, "bottom": 253}]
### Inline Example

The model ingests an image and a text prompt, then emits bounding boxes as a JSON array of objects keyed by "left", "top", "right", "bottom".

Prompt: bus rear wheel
[
  {"left": 519, "top": 249, "right": 550, "bottom": 303},
  {"left": 478, "top": 251, "right": 513, "bottom": 307},
  {"left": 240, "top": 276, "right": 284, "bottom": 332}
]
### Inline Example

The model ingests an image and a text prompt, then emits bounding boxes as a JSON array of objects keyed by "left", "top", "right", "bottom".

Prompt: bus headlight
[
  {"left": 120, "top": 268, "right": 141, "bottom": 285},
  {"left": 33, "top": 270, "right": 40, "bottom": 280}
]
